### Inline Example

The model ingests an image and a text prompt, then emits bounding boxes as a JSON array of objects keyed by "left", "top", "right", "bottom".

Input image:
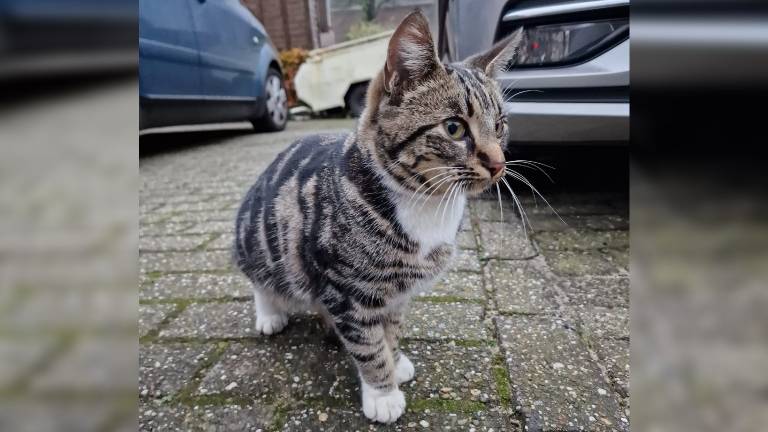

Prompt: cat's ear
[
  {"left": 384, "top": 10, "right": 442, "bottom": 94},
  {"left": 464, "top": 28, "right": 523, "bottom": 77}
]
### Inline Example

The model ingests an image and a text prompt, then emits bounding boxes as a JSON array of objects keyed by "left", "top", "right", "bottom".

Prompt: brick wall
[{"left": 241, "top": 0, "right": 315, "bottom": 50}]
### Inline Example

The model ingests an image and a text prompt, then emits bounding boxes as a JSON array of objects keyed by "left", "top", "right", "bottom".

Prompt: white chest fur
[{"left": 395, "top": 192, "right": 466, "bottom": 255}]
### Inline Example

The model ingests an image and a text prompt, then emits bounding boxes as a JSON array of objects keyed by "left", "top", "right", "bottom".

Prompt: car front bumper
[{"left": 505, "top": 101, "right": 628, "bottom": 144}]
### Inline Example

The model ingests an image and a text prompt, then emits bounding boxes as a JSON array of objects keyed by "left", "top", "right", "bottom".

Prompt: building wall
[{"left": 241, "top": 0, "right": 316, "bottom": 50}]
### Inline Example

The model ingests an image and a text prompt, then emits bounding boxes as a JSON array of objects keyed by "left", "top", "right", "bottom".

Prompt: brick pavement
[{"left": 138, "top": 120, "right": 629, "bottom": 431}]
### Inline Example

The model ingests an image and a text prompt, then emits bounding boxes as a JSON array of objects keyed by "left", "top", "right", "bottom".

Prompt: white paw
[
  {"left": 361, "top": 381, "right": 406, "bottom": 424},
  {"left": 395, "top": 354, "right": 415, "bottom": 384},
  {"left": 254, "top": 313, "right": 288, "bottom": 335}
]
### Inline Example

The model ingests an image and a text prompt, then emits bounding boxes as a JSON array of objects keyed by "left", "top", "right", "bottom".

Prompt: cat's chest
[{"left": 395, "top": 194, "right": 466, "bottom": 256}]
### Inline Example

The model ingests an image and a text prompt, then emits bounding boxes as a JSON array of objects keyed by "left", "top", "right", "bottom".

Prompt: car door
[
  {"left": 188, "top": 0, "right": 264, "bottom": 99},
  {"left": 139, "top": 0, "right": 202, "bottom": 98}
]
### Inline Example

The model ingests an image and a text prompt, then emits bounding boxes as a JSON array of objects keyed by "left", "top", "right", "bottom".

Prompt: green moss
[
  {"left": 173, "top": 341, "right": 230, "bottom": 405},
  {"left": 408, "top": 398, "right": 485, "bottom": 413},
  {"left": 492, "top": 354, "right": 512, "bottom": 407}
]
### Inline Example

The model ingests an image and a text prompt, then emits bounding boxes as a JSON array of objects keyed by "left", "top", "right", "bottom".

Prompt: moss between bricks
[
  {"left": 492, "top": 354, "right": 512, "bottom": 407},
  {"left": 414, "top": 295, "right": 483, "bottom": 305},
  {"left": 408, "top": 398, "right": 486, "bottom": 413}
]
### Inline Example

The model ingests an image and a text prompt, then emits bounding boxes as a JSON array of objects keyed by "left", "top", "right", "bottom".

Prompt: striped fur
[{"left": 234, "top": 11, "right": 520, "bottom": 423}]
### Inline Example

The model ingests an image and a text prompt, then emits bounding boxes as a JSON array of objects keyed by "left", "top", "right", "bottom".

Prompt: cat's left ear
[{"left": 464, "top": 28, "right": 523, "bottom": 77}]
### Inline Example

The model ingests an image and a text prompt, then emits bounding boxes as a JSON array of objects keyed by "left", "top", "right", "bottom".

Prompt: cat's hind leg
[{"left": 252, "top": 287, "right": 289, "bottom": 335}]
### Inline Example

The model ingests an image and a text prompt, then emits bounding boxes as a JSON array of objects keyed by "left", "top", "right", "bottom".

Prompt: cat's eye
[{"left": 443, "top": 119, "right": 467, "bottom": 140}]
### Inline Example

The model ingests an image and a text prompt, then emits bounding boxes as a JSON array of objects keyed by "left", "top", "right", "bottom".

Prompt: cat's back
[{"left": 234, "top": 132, "right": 349, "bottom": 289}]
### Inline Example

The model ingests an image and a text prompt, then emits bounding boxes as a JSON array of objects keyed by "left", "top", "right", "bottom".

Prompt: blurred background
[{"left": 0, "top": 0, "right": 766, "bottom": 431}]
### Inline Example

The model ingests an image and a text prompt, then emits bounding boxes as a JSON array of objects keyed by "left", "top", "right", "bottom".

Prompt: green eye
[{"left": 444, "top": 119, "right": 466, "bottom": 140}]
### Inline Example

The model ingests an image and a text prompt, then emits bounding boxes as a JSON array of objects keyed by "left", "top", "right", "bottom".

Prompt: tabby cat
[{"left": 234, "top": 11, "right": 522, "bottom": 423}]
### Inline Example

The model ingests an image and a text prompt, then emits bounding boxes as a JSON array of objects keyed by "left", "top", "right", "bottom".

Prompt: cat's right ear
[{"left": 384, "top": 10, "right": 442, "bottom": 96}]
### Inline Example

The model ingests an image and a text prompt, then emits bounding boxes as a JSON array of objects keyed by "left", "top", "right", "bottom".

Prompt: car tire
[
  {"left": 252, "top": 68, "right": 288, "bottom": 132},
  {"left": 345, "top": 83, "right": 368, "bottom": 118}
]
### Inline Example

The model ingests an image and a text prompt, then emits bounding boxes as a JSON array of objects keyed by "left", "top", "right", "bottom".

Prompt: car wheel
[
  {"left": 252, "top": 68, "right": 287, "bottom": 132},
  {"left": 346, "top": 83, "right": 368, "bottom": 118}
]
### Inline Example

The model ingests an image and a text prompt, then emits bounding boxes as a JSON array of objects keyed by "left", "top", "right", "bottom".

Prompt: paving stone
[
  {"left": 542, "top": 250, "right": 621, "bottom": 277},
  {"left": 405, "top": 302, "right": 487, "bottom": 341},
  {"left": 142, "top": 194, "right": 211, "bottom": 206},
  {"left": 449, "top": 249, "right": 481, "bottom": 272},
  {"left": 140, "top": 212, "right": 173, "bottom": 225},
  {"left": 199, "top": 317, "right": 357, "bottom": 402},
  {"left": 574, "top": 306, "right": 629, "bottom": 340},
  {"left": 420, "top": 271, "right": 484, "bottom": 300},
  {"left": 183, "top": 221, "right": 233, "bottom": 235},
  {"left": 496, "top": 315, "right": 625, "bottom": 432},
  {"left": 534, "top": 229, "right": 629, "bottom": 251},
  {"left": 470, "top": 198, "right": 515, "bottom": 222},
  {"left": 558, "top": 277, "right": 629, "bottom": 308},
  {"left": 139, "top": 251, "right": 232, "bottom": 273},
  {"left": 140, "top": 222, "right": 195, "bottom": 237},
  {"left": 154, "top": 200, "right": 232, "bottom": 213},
  {"left": 477, "top": 221, "right": 536, "bottom": 260},
  {"left": 205, "top": 232, "right": 234, "bottom": 250},
  {"left": 140, "top": 304, "right": 176, "bottom": 337},
  {"left": 528, "top": 214, "right": 628, "bottom": 232},
  {"left": 281, "top": 406, "right": 511, "bottom": 431},
  {"left": 486, "top": 258, "right": 559, "bottom": 314},
  {"left": 593, "top": 338, "right": 629, "bottom": 398},
  {"left": 603, "top": 248, "right": 629, "bottom": 272},
  {"left": 456, "top": 229, "right": 477, "bottom": 249},
  {"left": 401, "top": 341, "right": 496, "bottom": 403},
  {"left": 1, "top": 289, "right": 137, "bottom": 331},
  {"left": 160, "top": 302, "right": 255, "bottom": 338},
  {"left": 0, "top": 401, "right": 112, "bottom": 432},
  {"left": 30, "top": 336, "right": 136, "bottom": 392},
  {"left": 0, "top": 339, "right": 53, "bottom": 388},
  {"left": 140, "top": 402, "right": 272, "bottom": 432},
  {"left": 142, "top": 273, "right": 251, "bottom": 300},
  {"left": 140, "top": 343, "right": 216, "bottom": 399},
  {"left": 139, "top": 235, "right": 209, "bottom": 252},
  {"left": 460, "top": 215, "right": 472, "bottom": 231},
  {"left": 165, "top": 210, "right": 236, "bottom": 223}
]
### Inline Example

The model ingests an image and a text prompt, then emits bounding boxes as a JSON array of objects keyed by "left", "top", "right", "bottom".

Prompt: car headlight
[{"left": 513, "top": 18, "right": 629, "bottom": 68}]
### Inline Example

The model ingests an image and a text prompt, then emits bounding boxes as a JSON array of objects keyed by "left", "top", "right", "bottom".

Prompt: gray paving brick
[
  {"left": 496, "top": 315, "right": 626, "bottom": 432},
  {"left": 140, "top": 251, "right": 232, "bottom": 273},
  {"left": 449, "top": 248, "right": 481, "bottom": 272},
  {"left": 574, "top": 306, "right": 629, "bottom": 340},
  {"left": 199, "top": 318, "right": 358, "bottom": 402},
  {"left": 281, "top": 406, "right": 512, "bottom": 431},
  {"left": 154, "top": 200, "right": 232, "bottom": 213},
  {"left": 603, "top": 248, "right": 629, "bottom": 273},
  {"left": 2, "top": 289, "right": 137, "bottom": 331},
  {"left": 405, "top": 302, "right": 487, "bottom": 340},
  {"left": 487, "top": 258, "right": 560, "bottom": 314},
  {"left": 140, "top": 222, "right": 195, "bottom": 237},
  {"left": 183, "top": 221, "right": 233, "bottom": 235},
  {"left": 140, "top": 343, "right": 215, "bottom": 398},
  {"left": 140, "top": 304, "right": 176, "bottom": 337},
  {"left": 528, "top": 214, "right": 628, "bottom": 232},
  {"left": 542, "top": 250, "right": 622, "bottom": 277},
  {"left": 142, "top": 273, "right": 251, "bottom": 300},
  {"left": 593, "top": 338, "right": 629, "bottom": 398},
  {"left": 139, "top": 234, "right": 209, "bottom": 252},
  {"left": 477, "top": 221, "right": 536, "bottom": 260},
  {"left": 165, "top": 209, "right": 236, "bottom": 223},
  {"left": 0, "top": 339, "right": 54, "bottom": 388},
  {"left": 559, "top": 277, "right": 629, "bottom": 308},
  {"left": 160, "top": 302, "right": 255, "bottom": 338},
  {"left": 456, "top": 229, "right": 477, "bottom": 249},
  {"left": 205, "top": 232, "right": 234, "bottom": 250},
  {"left": 420, "top": 271, "right": 485, "bottom": 300},
  {"left": 140, "top": 402, "right": 272, "bottom": 432},
  {"left": 401, "top": 341, "right": 496, "bottom": 403},
  {"left": 534, "top": 229, "right": 629, "bottom": 251},
  {"left": 30, "top": 337, "right": 136, "bottom": 392},
  {"left": 470, "top": 198, "right": 515, "bottom": 222}
]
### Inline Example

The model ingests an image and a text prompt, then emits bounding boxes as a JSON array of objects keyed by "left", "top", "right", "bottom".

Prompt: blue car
[{"left": 139, "top": 0, "right": 287, "bottom": 131}]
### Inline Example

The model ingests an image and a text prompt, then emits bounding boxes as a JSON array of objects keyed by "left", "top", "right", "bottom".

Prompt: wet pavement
[{"left": 138, "top": 119, "right": 629, "bottom": 431}]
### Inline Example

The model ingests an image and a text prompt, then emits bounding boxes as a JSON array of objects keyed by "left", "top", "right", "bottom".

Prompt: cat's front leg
[
  {"left": 385, "top": 313, "right": 415, "bottom": 384},
  {"left": 334, "top": 317, "right": 405, "bottom": 423}
]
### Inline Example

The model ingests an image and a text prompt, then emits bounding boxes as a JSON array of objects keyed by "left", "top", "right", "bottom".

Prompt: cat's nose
[{"left": 483, "top": 160, "right": 505, "bottom": 178}]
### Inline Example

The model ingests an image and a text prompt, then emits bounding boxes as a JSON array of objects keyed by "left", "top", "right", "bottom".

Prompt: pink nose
[{"left": 483, "top": 160, "right": 504, "bottom": 177}]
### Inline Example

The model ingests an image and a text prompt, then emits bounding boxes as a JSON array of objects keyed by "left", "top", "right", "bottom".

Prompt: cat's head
[{"left": 361, "top": 10, "right": 522, "bottom": 197}]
